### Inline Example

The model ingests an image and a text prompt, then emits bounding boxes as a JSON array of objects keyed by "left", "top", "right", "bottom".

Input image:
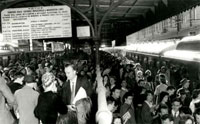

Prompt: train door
[{"left": 2, "top": 56, "right": 8, "bottom": 67}]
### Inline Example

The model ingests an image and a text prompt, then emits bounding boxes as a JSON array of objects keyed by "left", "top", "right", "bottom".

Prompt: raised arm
[{"left": 95, "top": 65, "right": 112, "bottom": 124}]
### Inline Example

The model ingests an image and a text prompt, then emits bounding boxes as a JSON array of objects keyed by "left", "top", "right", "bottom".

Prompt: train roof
[
  {"left": 176, "top": 35, "right": 200, "bottom": 51},
  {"left": 101, "top": 34, "right": 200, "bottom": 62}
]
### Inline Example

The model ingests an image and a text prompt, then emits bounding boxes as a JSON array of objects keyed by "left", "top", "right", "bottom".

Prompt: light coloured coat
[
  {"left": 0, "top": 77, "right": 15, "bottom": 124},
  {"left": 14, "top": 85, "right": 39, "bottom": 124}
]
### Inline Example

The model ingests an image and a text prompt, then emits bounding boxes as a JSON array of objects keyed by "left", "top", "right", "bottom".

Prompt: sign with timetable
[{"left": 1, "top": 5, "right": 72, "bottom": 41}]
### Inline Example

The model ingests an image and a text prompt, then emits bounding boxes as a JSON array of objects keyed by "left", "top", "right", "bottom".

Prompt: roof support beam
[
  {"left": 38, "top": 0, "right": 49, "bottom": 6},
  {"left": 98, "top": 0, "right": 131, "bottom": 37},
  {"left": 162, "top": 0, "right": 168, "bottom": 7}
]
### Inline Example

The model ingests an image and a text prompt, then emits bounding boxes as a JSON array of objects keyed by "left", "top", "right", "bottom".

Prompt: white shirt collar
[
  {"left": 121, "top": 87, "right": 128, "bottom": 92},
  {"left": 172, "top": 110, "right": 179, "bottom": 117},
  {"left": 14, "top": 77, "right": 24, "bottom": 85}
]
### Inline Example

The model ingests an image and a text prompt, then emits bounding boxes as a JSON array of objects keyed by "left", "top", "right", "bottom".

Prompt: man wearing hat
[
  {"left": 14, "top": 75, "right": 39, "bottom": 124},
  {"left": 177, "top": 78, "right": 191, "bottom": 98}
]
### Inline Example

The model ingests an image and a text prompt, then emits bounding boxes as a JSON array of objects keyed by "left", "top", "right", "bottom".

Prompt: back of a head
[
  {"left": 56, "top": 111, "right": 78, "bottom": 124},
  {"left": 14, "top": 71, "right": 24, "bottom": 78},
  {"left": 75, "top": 97, "right": 92, "bottom": 119},
  {"left": 159, "top": 74, "right": 166, "bottom": 84}
]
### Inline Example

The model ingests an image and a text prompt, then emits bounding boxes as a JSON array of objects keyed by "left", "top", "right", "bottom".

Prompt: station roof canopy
[{"left": 0, "top": 0, "right": 200, "bottom": 45}]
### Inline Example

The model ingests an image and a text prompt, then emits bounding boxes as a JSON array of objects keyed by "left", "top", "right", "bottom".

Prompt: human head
[
  {"left": 172, "top": 98, "right": 182, "bottom": 112},
  {"left": 161, "top": 66, "right": 167, "bottom": 73},
  {"left": 160, "top": 91, "right": 169, "bottom": 103},
  {"left": 14, "top": 71, "right": 24, "bottom": 79},
  {"left": 161, "top": 114, "right": 173, "bottom": 124},
  {"left": 42, "top": 72, "right": 57, "bottom": 92},
  {"left": 103, "top": 75, "right": 110, "bottom": 86},
  {"left": 38, "top": 63, "right": 43, "bottom": 68},
  {"left": 44, "top": 63, "right": 53, "bottom": 73},
  {"left": 56, "top": 111, "right": 78, "bottom": 124},
  {"left": 145, "top": 69, "right": 151, "bottom": 77},
  {"left": 180, "top": 78, "right": 190, "bottom": 89},
  {"left": 137, "top": 70, "right": 143, "bottom": 78},
  {"left": 167, "top": 86, "right": 176, "bottom": 96},
  {"left": 25, "top": 65, "right": 35, "bottom": 75},
  {"left": 192, "top": 89, "right": 200, "bottom": 99},
  {"left": 180, "top": 89, "right": 187, "bottom": 99},
  {"left": 179, "top": 114, "right": 194, "bottom": 124},
  {"left": 134, "top": 63, "right": 141, "bottom": 70},
  {"left": 23, "top": 75, "right": 37, "bottom": 89},
  {"left": 8, "top": 69, "right": 17, "bottom": 80},
  {"left": 110, "top": 76, "right": 116, "bottom": 85},
  {"left": 123, "top": 92, "right": 133, "bottom": 105},
  {"left": 159, "top": 104, "right": 169, "bottom": 116},
  {"left": 107, "top": 97, "right": 116, "bottom": 112},
  {"left": 14, "top": 71, "right": 25, "bottom": 85},
  {"left": 75, "top": 97, "right": 92, "bottom": 124},
  {"left": 121, "top": 80, "right": 127, "bottom": 88},
  {"left": 128, "top": 70, "right": 134, "bottom": 78},
  {"left": 111, "top": 86, "right": 121, "bottom": 99},
  {"left": 138, "top": 79, "right": 145, "bottom": 87},
  {"left": 80, "top": 70, "right": 85, "bottom": 76},
  {"left": 112, "top": 116, "right": 122, "bottom": 124},
  {"left": 145, "top": 90, "right": 153, "bottom": 102},
  {"left": 159, "top": 74, "right": 166, "bottom": 84},
  {"left": 64, "top": 64, "right": 77, "bottom": 81}
]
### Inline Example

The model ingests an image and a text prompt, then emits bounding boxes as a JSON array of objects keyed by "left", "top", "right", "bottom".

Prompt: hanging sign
[{"left": 1, "top": 5, "right": 72, "bottom": 41}]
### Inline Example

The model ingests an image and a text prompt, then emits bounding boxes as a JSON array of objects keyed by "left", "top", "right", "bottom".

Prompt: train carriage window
[
  {"left": 0, "top": 57, "right": 3, "bottom": 66},
  {"left": 2, "top": 56, "right": 8, "bottom": 67}
]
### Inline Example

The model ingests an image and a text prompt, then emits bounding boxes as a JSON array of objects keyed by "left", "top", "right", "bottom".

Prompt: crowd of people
[{"left": 0, "top": 50, "right": 200, "bottom": 124}]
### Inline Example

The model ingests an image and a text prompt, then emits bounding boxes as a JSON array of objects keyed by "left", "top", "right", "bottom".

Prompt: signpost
[{"left": 1, "top": 5, "right": 72, "bottom": 51}]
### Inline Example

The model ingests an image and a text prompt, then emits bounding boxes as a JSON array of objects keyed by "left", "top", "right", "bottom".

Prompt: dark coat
[
  {"left": 152, "top": 115, "right": 162, "bottom": 124},
  {"left": 59, "top": 75, "right": 92, "bottom": 105},
  {"left": 34, "top": 91, "right": 67, "bottom": 124},
  {"left": 141, "top": 102, "right": 153, "bottom": 124},
  {"left": 170, "top": 111, "right": 181, "bottom": 124},
  {"left": 120, "top": 103, "right": 136, "bottom": 124},
  {"left": 8, "top": 82, "right": 23, "bottom": 94}
]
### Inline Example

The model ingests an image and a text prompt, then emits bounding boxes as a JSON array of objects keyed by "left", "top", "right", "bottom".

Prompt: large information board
[{"left": 1, "top": 5, "right": 72, "bottom": 41}]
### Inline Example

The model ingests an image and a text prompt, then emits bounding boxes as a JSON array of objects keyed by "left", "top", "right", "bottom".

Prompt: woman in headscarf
[{"left": 34, "top": 72, "right": 68, "bottom": 124}]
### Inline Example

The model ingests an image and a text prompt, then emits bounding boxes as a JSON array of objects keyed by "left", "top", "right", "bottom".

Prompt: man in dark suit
[
  {"left": 59, "top": 64, "right": 92, "bottom": 110},
  {"left": 141, "top": 90, "right": 156, "bottom": 124},
  {"left": 170, "top": 98, "right": 182, "bottom": 124}
]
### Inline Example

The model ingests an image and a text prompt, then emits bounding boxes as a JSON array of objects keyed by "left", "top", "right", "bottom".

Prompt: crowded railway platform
[
  {"left": 1, "top": 0, "right": 200, "bottom": 124},
  {"left": 0, "top": 49, "right": 199, "bottom": 124}
]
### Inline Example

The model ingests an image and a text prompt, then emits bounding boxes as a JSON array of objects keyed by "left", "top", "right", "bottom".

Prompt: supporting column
[
  {"left": 93, "top": 36, "right": 100, "bottom": 65},
  {"left": 93, "top": 0, "right": 100, "bottom": 66}
]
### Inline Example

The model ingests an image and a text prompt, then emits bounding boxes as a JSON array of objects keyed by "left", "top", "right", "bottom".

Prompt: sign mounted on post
[{"left": 1, "top": 5, "right": 72, "bottom": 41}]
